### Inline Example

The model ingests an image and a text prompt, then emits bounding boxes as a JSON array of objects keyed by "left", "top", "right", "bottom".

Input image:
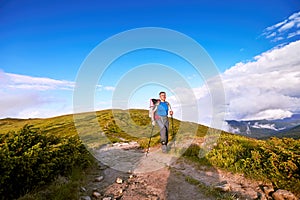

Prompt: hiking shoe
[{"left": 162, "top": 144, "right": 167, "bottom": 153}]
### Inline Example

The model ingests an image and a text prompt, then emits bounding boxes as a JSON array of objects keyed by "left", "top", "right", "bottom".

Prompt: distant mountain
[
  {"left": 226, "top": 114, "right": 300, "bottom": 139},
  {"left": 274, "top": 125, "right": 300, "bottom": 139}
]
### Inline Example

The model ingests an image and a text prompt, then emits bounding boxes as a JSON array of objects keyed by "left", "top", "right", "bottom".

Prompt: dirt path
[{"left": 79, "top": 142, "right": 279, "bottom": 200}]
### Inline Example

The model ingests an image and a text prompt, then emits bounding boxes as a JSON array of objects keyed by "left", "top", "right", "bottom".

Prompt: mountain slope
[
  {"left": 226, "top": 114, "right": 300, "bottom": 139},
  {"left": 274, "top": 124, "right": 300, "bottom": 139},
  {"left": 1, "top": 109, "right": 300, "bottom": 198},
  {"left": 0, "top": 109, "right": 210, "bottom": 149}
]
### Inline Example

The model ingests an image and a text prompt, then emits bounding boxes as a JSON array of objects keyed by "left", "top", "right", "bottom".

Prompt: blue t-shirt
[{"left": 156, "top": 101, "right": 169, "bottom": 116}]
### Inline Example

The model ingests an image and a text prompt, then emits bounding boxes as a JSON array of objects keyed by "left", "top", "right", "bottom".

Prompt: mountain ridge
[{"left": 226, "top": 113, "right": 300, "bottom": 139}]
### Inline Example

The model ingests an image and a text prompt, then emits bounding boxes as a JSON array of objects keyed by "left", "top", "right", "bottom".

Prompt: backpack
[{"left": 149, "top": 99, "right": 160, "bottom": 119}]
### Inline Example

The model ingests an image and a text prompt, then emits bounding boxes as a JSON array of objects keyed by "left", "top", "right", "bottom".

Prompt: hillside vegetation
[
  {"left": 275, "top": 125, "right": 300, "bottom": 139},
  {"left": 0, "top": 109, "right": 299, "bottom": 198},
  {"left": 0, "top": 125, "right": 93, "bottom": 199}
]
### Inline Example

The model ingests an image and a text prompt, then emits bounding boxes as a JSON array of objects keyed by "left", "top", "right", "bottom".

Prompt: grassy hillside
[
  {"left": 1, "top": 109, "right": 299, "bottom": 198},
  {"left": 0, "top": 109, "right": 209, "bottom": 149},
  {"left": 274, "top": 125, "right": 300, "bottom": 139},
  {"left": 183, "top": 134, "right": 300, "bottom": 196}
]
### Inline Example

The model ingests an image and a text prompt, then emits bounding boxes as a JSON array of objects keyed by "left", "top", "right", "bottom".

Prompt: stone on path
[
  {"left": 92, "top": 191, "right": 101, "bottom": 198},
  {"left": 80, "top": 186, "right": 87, "bottom": 192},
  {"left": 80, "top": 196, "right": 91, "bottom": 200},
  {"left": 272, "top": 189, "right": 298, "bottom": 200},
  {"left": 95, "top": 176, "right": 104, "bottom": 182},
  {"left": 214, "top": 181, "right": 231, "bottom": 192},
  {"left": 116, "top": 177, "right": 123, "bottom": 184},
  {"left": 262, "top": 185, "right": 274, "bottom": 196},
  {"left": 129, "top": 174, "right": 134, "bottom": 179}
]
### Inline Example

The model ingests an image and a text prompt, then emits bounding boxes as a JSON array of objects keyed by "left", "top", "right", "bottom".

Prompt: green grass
[
  {"left": 0, "top": 109, "right": 206, "bottom": 149},
  {"left": 18, "top": 166, "right": 90, "bottom": 200},
  {"left": 182, "top": 132, "right": 300, "bottom": 196},
  {"left": 185, "top": 175, "right": 238, "bottom": 200},
  {"left": 0, "top": 125, "right": 95, "bottom": 199}
]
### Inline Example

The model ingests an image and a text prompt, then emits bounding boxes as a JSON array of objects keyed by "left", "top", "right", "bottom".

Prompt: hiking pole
[
  {"left": 171, "top": 115, "right": 176, "bottom": 152},
  {"left": 146, "top": 124, "right": 154, "bottom": 157}
]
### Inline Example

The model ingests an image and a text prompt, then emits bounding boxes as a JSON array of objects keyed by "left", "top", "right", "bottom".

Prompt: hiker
[{"left": 151, "top": 91, "right": 173, "bottom": 153}]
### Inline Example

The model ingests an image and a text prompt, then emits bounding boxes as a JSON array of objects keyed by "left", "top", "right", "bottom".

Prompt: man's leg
[
  {"left": 163, "top": 117, "right": 169, "bottom": 152},
  {"left": 156, "top": 117, "right": 168, "bottom": 152},
  {"left": 164, "top": 118, "right": 169, "bottom": 145}
]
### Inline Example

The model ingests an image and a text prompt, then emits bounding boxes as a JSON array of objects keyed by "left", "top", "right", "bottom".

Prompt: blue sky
[
  {"left": 1, "top": 0, "right": 300, "bottom": 127},
  {"left": 1, "top": 0, "right": 299, "bottom": 77}
]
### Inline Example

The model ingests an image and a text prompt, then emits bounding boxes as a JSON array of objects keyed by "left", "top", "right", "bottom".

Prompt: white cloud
[
  {"left": 0, "top": 70, "right": 74, "bottom": 118},
  {"left": 250, "top": 109, "right": 293, "bottom": 121},
  {"left": 0, "top": 70, "right": 117, "bottom": 118},
  {"left": 190, "top": 40, "right": 300, "bottom": 123},
  {"left": 252, "top": 122, "right": 286, "bottom": 131},
  {"left": 104, "top": 86, "right": 115, "bottom": 91},
  {"left": 289, "top": 11, "right": 300, "bottom": 20},
  {"left": 278, "top": 21, "right": 295, "bottom": 32},
  {"left": 96, "top": 85, "right": 115, "bottom": 91},
  {"left": 223, "top": 40, "right": 300, "bottom": 120},
  {"left": 0, "top": 91, "right": 43, "bottom": 117},
  {"left": 252, "top": 122, "right": 277, "bottom": 130},
  {"left": 267, "top": 20, "right": 287, "bottom": 31},
  {"left": 223, "top": 122, "right": 241, "bottom": 134},
  {"left": 288, "top": 30, "right": 300, "bottom": 38},
  {"left": 3, "top": 72, "right": 75, "bottom": 91},
  {"left": 16, "top": 106, "right": 72, "bottom": 119},
  {"left": 263, "top": 11, "right": 300, "bottom": 42},
  {"left": 187, "top": 74, "right": 197, "bottom": 80},
  {"left": 272, "top": 36, "right": 284, "bottom": 42},
  {"left": 266, "top": 32, "right": 276, "bottom": 38}
]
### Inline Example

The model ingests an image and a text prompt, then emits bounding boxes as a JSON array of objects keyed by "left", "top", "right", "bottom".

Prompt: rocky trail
[{"left": 79, "top": 142, "right": 298, "bottom": 200}]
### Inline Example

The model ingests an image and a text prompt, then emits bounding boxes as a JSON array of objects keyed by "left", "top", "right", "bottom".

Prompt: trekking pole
[
  {"left": 146, "top": 124, "right": 154, "bottom": 157},
  {"left": 171, "top": 115, "right": 176, "bottom": 152}
]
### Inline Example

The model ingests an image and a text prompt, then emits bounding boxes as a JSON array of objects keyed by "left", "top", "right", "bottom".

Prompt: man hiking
[{"left": 151, "top": 91, "right": 173, "bottom": 153}]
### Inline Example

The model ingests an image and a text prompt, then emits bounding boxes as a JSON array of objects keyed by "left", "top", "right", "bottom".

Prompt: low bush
[
  {"left": 0, "top": 125, "right": 93, "bottom": 199},
  {"left": 183, "top": 133, "right": 300, "bottom": 196}
]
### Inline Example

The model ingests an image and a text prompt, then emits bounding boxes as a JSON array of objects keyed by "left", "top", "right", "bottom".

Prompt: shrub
[
  {"left": 0, "top": 125, "right": 92, "bottom": 199},
  {"left": 182, "top": 133, "right": 300, "bottom": 196},
  {"left": 205, "top": 133, "right": 300, "bottom": 195}
]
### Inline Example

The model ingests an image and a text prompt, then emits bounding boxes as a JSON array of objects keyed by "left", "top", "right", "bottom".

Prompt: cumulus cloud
[
  {"left": 263, "top": 11, "right": 300, "bottom": 42},
  {"left": 0, "top": 71, "right": 72, "bottom": 118},
  {"left": 252, "top": 122, "right": 285, "bottom": 131},
  {"left": 224, "top": 122, "right": 241, "bottom": 133},
  {"left": 187, "top": 40, "right": 300, "bottom": 123},
  {"left": 0, "top": 70, "right": 115, "bottom": 118},
  {"left": 0, "top": 91, "right": 43, "bottom": 117},
  {"left": 1, "top": 71, "right": 114, "bottom": 92},
  {"left": 223, "top": 40, "right": 300, "bottom": 120}
]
